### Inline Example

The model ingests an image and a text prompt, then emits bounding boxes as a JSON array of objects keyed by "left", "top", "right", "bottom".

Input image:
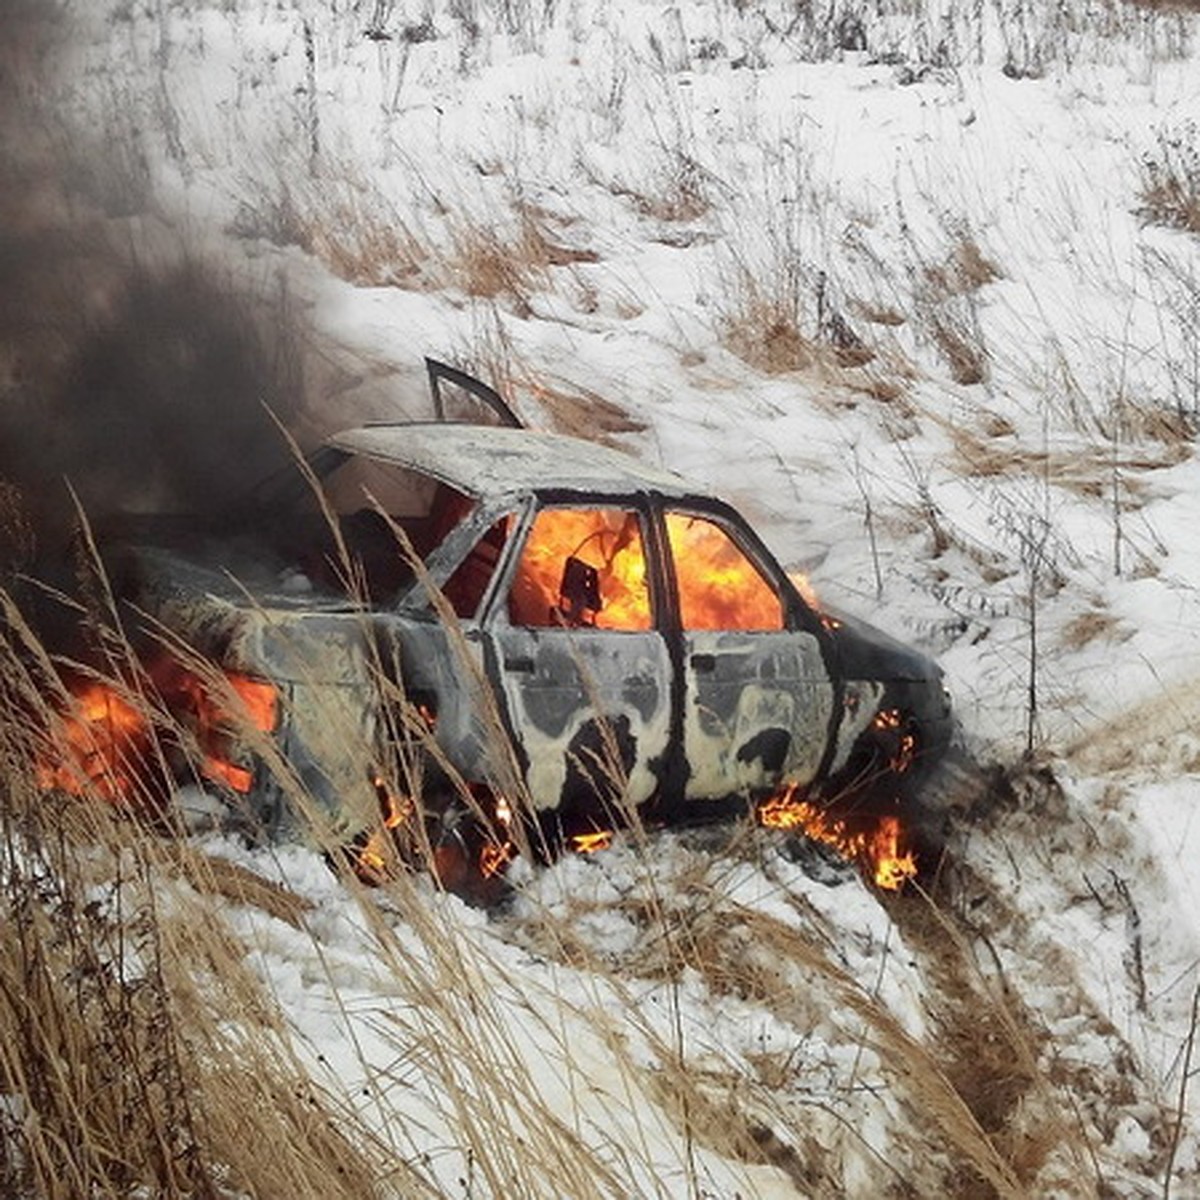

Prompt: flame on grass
[
  {"left": 757, "top": 785, "right": 917, "bottom": 891},
  {"left": 480, "top": 794, "right": 515, "bottom": 879},
  {"left": 571, "top": 829, "right": 613, "bottom": 854}
]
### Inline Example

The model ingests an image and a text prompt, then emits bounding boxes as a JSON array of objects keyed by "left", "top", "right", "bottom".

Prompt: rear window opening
[{"left": 262, "top": 453, "right": 477, "bottom": 604}]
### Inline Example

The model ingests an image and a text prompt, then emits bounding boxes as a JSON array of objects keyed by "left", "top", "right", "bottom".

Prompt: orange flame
[
  {"left": 509, "top": 508, "right": 652, "bottom": 629},
  {"left": 757, "top": 786, "right": 917, "bottom": 890},
  {"left": 480, "top": 839, "right": 514, "bottom": 879},
  {"left": 373, "top": 774, "right": 414, "bottom": 829},
  {"left": 37, "top": 679, "right": 151, "bottom": 802},
  {"left": 509, "top": 507, "right": 801, "bottom": 632},
  {"left": 162, "top": 668, "right": 279, "bottom": 795},
  {"left": 786, "top": 570, "right": 820, "bottom": 611},
  {"left": 570, "top": 829, "right": 613, "bottom": 854},
  {"left": 872, "top": 708, "right": 917, "bottom": 775},
  {"left": 664, "top": 513, "right": 783, "bottom": 631},
  {"left": 37, "top": 662, "right": 280, "bottom": 804}
]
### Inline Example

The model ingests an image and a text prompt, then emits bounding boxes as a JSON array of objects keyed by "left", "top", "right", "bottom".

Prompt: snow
[{"left": 14, "top": 0, "right": 1200, "bottom": 1192}]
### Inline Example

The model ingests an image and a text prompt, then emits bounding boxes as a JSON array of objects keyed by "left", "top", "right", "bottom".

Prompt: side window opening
[
  {"left": 442, "top": 517, "right": 512, "bottom": 619},
  {"left": 508, "top": 508, "right": 652, "bottom": 631},
  {"left": 665, "top": 511, "right": 784, "bottom": 632}
]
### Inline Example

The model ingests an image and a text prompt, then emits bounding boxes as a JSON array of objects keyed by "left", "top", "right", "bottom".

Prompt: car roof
[{"left": 327, "top": 422, "right": 698, "bottom": 501}]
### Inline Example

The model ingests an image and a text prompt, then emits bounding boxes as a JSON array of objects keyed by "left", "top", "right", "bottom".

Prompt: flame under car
[{"left": 102, "top": 370, "right": 952, "bottom": 891}]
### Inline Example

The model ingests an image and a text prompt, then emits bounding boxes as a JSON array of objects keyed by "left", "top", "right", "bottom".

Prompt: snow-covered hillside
[{"left": 4, "top": 0, "right": 1200, "bottom": 1194}]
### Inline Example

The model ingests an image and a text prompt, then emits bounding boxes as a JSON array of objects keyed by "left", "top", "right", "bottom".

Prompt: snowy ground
[{"left": 7, "top": 0, "right": 1200, "bottom": 1193}]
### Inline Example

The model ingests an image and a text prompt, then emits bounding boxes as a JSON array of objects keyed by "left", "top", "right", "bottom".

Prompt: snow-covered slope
[{"left": 6, "top": 0, "right": 1200, "bottom": 1193}]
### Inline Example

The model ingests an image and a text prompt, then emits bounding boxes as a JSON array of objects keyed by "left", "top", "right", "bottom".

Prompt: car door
[
  {"left": 485, "top": 502, "right": 673, "bottom": 832},
  {"left": 661, "top": 507, "right": 835, "bottom": 803}
]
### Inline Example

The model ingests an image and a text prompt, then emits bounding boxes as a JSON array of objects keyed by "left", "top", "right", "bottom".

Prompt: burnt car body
[{"left": 107, "top": 365, "right": 952, "bottom": 873}]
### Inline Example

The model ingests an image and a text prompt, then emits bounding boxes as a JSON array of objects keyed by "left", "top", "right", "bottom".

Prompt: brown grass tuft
[
  {"left": 725, "top": 297, "right": 820, "bottom": 375},
  {"left": 527, "top": 381, "right": 647, "bottom": 446},
  {"left": 930, "top": 316, "right": 989, "bottom": 385},
  {"left": 448, "top": 212, "right": 597, "bottom": 316},
  {"left": 1060, "top": 609, "right": 1124, "bottom": 651},
  {"left": 230, "top": 160, "right": 429, "bottom": 288},
  {"left": 924, "top": 236, "right": 1002, "bottom": 297}
]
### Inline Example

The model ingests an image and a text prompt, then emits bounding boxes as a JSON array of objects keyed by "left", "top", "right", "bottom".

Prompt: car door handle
[
  {"left": 504, "top": 656, "right": 535, "bottom": 674},
  {"left": 690, "top": 653, "right": 717, "bottom": 673}
]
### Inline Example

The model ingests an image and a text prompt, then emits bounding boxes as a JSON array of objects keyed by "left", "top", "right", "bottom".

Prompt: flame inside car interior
[
  {"left": 663, "top": 512, "right": 785, "bottom": 631},
  {"left": 506, "top": 507, "right": 796, "bottom": 633},
  {"left": 508, "top": 508, "right": 652, "bottom": 629}
]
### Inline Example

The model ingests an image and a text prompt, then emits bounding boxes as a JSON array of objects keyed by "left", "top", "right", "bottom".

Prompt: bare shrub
[
  {"left": 615, "top": 150, "right": 712, "bottom": 224},
  {"left": 1139, "top": 121, "right": 1200, "bottom": 234}
]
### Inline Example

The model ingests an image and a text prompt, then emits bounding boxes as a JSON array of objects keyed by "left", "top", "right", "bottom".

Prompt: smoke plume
[{"left": 0, "top": 1, "right": 308, "bottom": 569}]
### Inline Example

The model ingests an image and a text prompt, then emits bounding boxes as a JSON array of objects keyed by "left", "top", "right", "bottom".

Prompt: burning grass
[{"left": 757, "top": 787, "right": 918, "bottom": 891}]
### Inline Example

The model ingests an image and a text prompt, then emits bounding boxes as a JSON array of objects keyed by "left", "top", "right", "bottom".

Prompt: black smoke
[{"left": 0, "top": 1, "right": 307, "bottom": 571}]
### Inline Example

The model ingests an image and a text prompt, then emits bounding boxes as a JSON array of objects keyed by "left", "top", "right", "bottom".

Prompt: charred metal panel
[
  {"left": 488, "top": 624, "right": 672, "bottom": 814},
  {"left": 826, "top": 679, "right": 887, "bottom": 778},
  {"left": 827, "top": 610, "right": 942, "bottom": 683},
  {"left": 681, "top": 629, "right": 834, "bottom": 801},
  {"left": 381, "top": 616, "right": 501, "bottom": 786},
  {"left": 124, "top": 545, "right": 382, "bottom": 837},
  {"left": 272, "top": 675, "right": 378, "bottom": 839},
  {"left": 329, "top": 425, "right": 689, "bottom": 501}
]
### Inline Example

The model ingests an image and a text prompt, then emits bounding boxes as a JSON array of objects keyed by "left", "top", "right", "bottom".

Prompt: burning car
[{"left": 65, "top": 362, "right": 951, "bottom": 891}]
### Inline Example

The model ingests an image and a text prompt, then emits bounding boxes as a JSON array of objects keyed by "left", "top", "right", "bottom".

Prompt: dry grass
[
  {"left": 1060, "top": 608, "right": 1125, "bottom": 651},
  {"left": 945, "top": 421, "right": 1188, "bottom": 496},
  {"left": 500, "top": 815, "right": 1118, "bottom": 1197},
  {"left": 722, "top": 287, "right": 822, "bottom": 375},
  {"left": 230, "top": 159, "right": 429, "bottom": 288},
  {"left": 0, "top": 511, "right": 1174, "bottom": 1196},
  {"left": 929, "top": 315, "right": 989, "bottom": 386},
  {"left": 447, "top": 210, "right": 597, "bottom": 316},
  {"left": 923, "top": 236, "right": 1002, "bottom": 298},
  {"left": 720, "top": 275, "right": 906, "bottom": 401},
  {"left": 0, "top": 756, "right": 394, "bottom": 1197},
  {"left": 525, "top": 379, "right": 647, "bottom": 446},
  {"left": 913, "top": 231, "right": 1000, "bottom": 387}
]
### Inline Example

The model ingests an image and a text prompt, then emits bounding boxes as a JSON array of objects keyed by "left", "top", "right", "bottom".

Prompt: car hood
[{"left": 823, "top": 608, "right": 943, "bottom": 684}]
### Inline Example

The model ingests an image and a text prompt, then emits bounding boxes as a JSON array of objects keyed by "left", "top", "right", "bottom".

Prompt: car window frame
[
  {"left": 397, "top": 498, "right": 523, "bottom": 620},
  {"left": 652, "top": 497, "right": 820, "bottom": 637},
  {"left": 485, "top": 493, "right": 663, "bottom": 634}
]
